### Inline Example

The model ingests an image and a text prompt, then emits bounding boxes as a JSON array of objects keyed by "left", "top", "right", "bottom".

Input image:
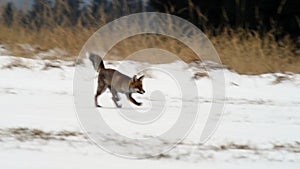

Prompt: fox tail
[{"left": 87, "top": 52, "right": 105, "bottom": 72}]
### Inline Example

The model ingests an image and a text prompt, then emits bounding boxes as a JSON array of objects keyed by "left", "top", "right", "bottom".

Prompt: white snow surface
[{"left": 0, "top": 55, "right": 300, "bottom": 168}]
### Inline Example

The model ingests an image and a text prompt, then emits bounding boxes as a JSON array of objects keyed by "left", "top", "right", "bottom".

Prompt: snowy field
[{"left": 0, "top": 55, "right": 300, "bottom": 168}]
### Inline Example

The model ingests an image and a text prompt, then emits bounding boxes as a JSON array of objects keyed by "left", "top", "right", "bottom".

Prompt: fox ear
[
  {"left": 138, "top": 75, "right": 145, "bottom": 81},
  {"left": 133, "top": 75, "right": 137, "bottom": 82}
]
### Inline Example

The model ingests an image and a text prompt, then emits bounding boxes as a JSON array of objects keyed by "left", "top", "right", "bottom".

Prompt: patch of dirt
[
  {"left": 0, "top": 128, "right": 85, "bottom": 142},
  {"left": 2, "top": 59, "right": 31, "bottom": 69},
  {"left": 272, "top": 74, "right": 294, "bottom": 84}
]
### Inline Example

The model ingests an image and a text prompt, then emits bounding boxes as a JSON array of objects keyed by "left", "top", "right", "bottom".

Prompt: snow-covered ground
[{"left": 0, "top": 56, "right": 299, "bottom": 168}]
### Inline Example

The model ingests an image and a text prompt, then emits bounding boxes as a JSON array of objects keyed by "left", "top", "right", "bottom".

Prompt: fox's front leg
[{"left": 127, "top": 93, "right": 142, "bottom": 106}]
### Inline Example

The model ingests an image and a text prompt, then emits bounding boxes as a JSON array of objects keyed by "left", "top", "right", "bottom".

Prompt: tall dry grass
[
  {"left": 0, "top": 24, "right": 97, "bottom": 59},
  {"left": 210, "top": 29, "right": 300, "bottom": 74},
  {"left": 0, "top": 24, "right": 299, "bottom": 74},
  {"left": 0, "top": 0, "right": 299, "bottom": 74},
  {"left": 94, "top": 30, "right": 300, "bottom": 74}
]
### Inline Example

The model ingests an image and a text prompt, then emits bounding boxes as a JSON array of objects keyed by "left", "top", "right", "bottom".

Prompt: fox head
[{"left": 130, "top": 75, "right": 145, "bottom": 94}]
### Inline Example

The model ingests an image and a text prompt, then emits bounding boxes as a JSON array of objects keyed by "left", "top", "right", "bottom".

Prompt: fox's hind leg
[
  {"left": 95, "top": 80, "right": 107, "bottom": 107},
  {"left": 109, "top": 87, "right": 122, "bottom": 108}
]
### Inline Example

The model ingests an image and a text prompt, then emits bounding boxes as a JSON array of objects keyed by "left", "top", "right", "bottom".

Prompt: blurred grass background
[{"left": 0, "top": 0, "right": 299, "bottom": 74}]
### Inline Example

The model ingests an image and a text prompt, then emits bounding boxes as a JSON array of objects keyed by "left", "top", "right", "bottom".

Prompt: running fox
[{"left": 88, "top": 53, "right": 145, "bottom": 108}]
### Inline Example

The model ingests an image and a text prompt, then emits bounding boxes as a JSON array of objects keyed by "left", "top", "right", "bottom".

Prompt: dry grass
[
  {"left": 0, "top": 25, "right": 299, "bottom": 74},
  {"left": 105, "top": 34, "right": 199, "bottom": 63},
  {"left": 104, "top": 32, "right": 300, "bottom": 74},
  {"left": 210, "top": 29, "right": 300, "bottom": 74},
  {"left": 0, "top": 25, "right": 96, "bottom": 58}
]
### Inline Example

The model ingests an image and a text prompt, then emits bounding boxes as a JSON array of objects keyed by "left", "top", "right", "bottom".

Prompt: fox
[{"left": 88, "top": 53, "right": 145, "bottom": 108}]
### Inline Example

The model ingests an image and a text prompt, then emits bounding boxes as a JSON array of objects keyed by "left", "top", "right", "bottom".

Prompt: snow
[{"left": 0, "top": 55, "right": 299, "bottom": 168}]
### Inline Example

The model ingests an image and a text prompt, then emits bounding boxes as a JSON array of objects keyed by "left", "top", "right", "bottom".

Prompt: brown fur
[{"left": 88, "top": 53, "right": 145, "bottom": 108}]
